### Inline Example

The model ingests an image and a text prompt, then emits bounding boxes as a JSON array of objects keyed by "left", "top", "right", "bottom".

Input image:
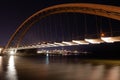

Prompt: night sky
[{"left": 0, "top": 0, "right": 120, "bottom": 46}]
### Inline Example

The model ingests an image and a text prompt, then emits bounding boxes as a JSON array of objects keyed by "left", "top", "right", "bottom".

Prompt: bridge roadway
[{"left": 4, "top": 36, "right": 120, "bottom": 54}]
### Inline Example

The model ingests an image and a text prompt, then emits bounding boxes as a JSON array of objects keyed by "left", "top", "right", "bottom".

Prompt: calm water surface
[{"left": 0, "top": 56, "right": 120, "bottom": 80}]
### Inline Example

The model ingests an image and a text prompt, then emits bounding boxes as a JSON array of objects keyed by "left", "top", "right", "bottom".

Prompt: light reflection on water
[
  {"left": 0, "top": 56, "right": 120, "bottom": 80},
  {"left": 0, "top": 57, "right": 2, "bottom": 70},
  {"left": 6, "top": 56, "right": 18, "bottom": 80},
  {"left": 105, "top": 66, "right": 119, "bottom": 80},
  {"left": 0, "top": 56, "right": 2, "bottom": 66},
  {"left": 45, "top": 56, "right": 49, "bottom": 64},
  {"left": 0, "top": 56, "right": 3, "bottom": 79},
  {"left": 89, "top": 65, "right": 105, "bottom": 80}
]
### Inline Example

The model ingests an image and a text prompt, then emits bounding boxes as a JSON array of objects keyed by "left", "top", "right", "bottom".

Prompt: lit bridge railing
[{"left": 15, "top": 36, "right": 120, "bottom": 50}]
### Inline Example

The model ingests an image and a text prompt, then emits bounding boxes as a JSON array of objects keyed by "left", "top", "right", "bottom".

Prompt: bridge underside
[
  {"left": 14, "top": 41, "right": 120, "bottom": 59},
  {"left": 16, "top": 48, "right": 37, "bottom": 55}
]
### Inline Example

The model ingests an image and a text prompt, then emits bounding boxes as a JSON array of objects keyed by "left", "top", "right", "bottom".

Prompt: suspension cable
[
  {"left": 95, "top": 16, "right": 99, "bottom": 37},
  {"left": 73, "top": 13, "right": 78, "bottom": 40},
  {"left": 84, "top": 14, "right": 87, "bottom": 38},
  {"left": 66, "top": 13, "right": 70, "bottom": 41},
  {"left": 61, "top": 14, "right": 64, "bottom": 41},
  {"left": 108, "top": 19, "right": 113, "bottom": 36}
]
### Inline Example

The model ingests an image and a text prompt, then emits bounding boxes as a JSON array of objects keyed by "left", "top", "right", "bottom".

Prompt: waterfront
[{"left": 0, "top": 56, "right": 120, "bottom": 80}]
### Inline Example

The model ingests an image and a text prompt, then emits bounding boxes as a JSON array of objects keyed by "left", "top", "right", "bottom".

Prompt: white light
[
  {"left": 9, "top": 49, "right": 16, "bottom": 55},
  {"left": 47, "top": 43, "right": 58, "bottom": 47},
  {"left": 72, "top": 40, "right": 89, "bottom": 45},
  {"left": 40, "top": 44, "right": 50, "bottom": 47},
  {"left": 62, "top": 41, "right": 78, "bottom": 46},
  {"left": 10, "top": 51, "right": 14, "bottom": 55},
  {"left": 101, "top": 37, "right": 114, "bottom": 43},
  {"left": 54, "top": 42, "right": 66, "bottom": 46},
  {"left": 113, "top": 36, "right": 120, "bottom": 41},
  {"left": 46, "top": 53, "right": 49, "bottom": 57},
  {"left": 45, "top": 43, "right": 56, "bottom": 47},
  {"left": 85, "top": 39, "right": 104, "bottom": 44},
  {"left": 101, "top": 36, "right": 120, "bottom": 43},
  {"left": 36, "top": 44, "right": 40, "bottom": 47}
]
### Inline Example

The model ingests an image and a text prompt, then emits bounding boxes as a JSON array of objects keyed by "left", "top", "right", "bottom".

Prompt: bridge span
[{"left": 2, "top": 3, "right": 120, "bottom": 55}]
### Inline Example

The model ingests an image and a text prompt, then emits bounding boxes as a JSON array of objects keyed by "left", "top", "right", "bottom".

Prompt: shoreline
[{"left": 1, "top": 54, "right": 120, "bottom": 65}]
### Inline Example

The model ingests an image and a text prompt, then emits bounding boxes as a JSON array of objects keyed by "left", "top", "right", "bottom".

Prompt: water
[{"left": 0, "top": 56, "right": 120, "bottom": 80}]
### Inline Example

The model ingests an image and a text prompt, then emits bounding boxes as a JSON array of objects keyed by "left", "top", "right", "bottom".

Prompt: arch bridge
[{"left": 3, "top": 3, "right": 120, "bottom": 54}]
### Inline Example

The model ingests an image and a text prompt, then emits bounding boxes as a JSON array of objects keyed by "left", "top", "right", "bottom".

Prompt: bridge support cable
[
  {"left": 84, "top": 14, "right": 88, "bottom": 38},
  {"left": 95, "top": 16, "right": 100, "bottom": 38},
  {"left": 53, "top": 16, "right": 58, "bottom": 43},
  {"left": 35, "top": 23, "right": 40, "bottom": 44},
  {"left": 67, "top": 13, "right": 72, "bottom": 41},
  {"left": 61, "top": 14, "right": 65, "bottom": 42},
  {"left": 49, "top": 15, "right": 53, "bottom": 43},
  {"left": 99, "top": 17, "right": 104, "bottom": 37},
  {"left": 72, "top": 14, "right": 89, "bottom": 45},
  {"left": 59, "top": 13, "right": 69, "bottom": 42},
  {"left": 108, "top": 19, "right": 113, "bottom": 37},
  {"left": 65, "top": 13, "right": 71, "bottom": 41},
  {"left": 74, "top": 13, "right": 78, "bottom": 40},
  {"left": 101, "top": 18, "right": 120, "bottom": 43},
  {"left": 40, "top": 20, "right": 45, "bottom": 43},
  {"left": 73, "top": 13, "right": 83, "bottom": 40},
  {"left": 84, "top": 15, "right": 104, "bottom": 44}
]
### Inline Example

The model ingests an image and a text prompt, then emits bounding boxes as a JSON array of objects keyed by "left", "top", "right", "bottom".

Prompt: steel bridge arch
[{"left": 5, "top": 3, "right": 120, "bottom": 51}]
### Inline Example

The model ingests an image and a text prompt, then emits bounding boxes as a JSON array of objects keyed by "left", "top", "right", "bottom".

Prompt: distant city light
[{"left": 46, "top": 53, "right": 49, "bottom": 57}]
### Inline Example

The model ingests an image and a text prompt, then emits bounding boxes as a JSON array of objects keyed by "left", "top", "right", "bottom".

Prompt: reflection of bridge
[{"left": 3, "top": 3, "right": 120, "bottom": 54}]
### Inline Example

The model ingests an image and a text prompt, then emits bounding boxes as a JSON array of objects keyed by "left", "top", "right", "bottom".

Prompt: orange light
[{"left": 101, "top": 33, "right": 105, "bottom": 37}]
